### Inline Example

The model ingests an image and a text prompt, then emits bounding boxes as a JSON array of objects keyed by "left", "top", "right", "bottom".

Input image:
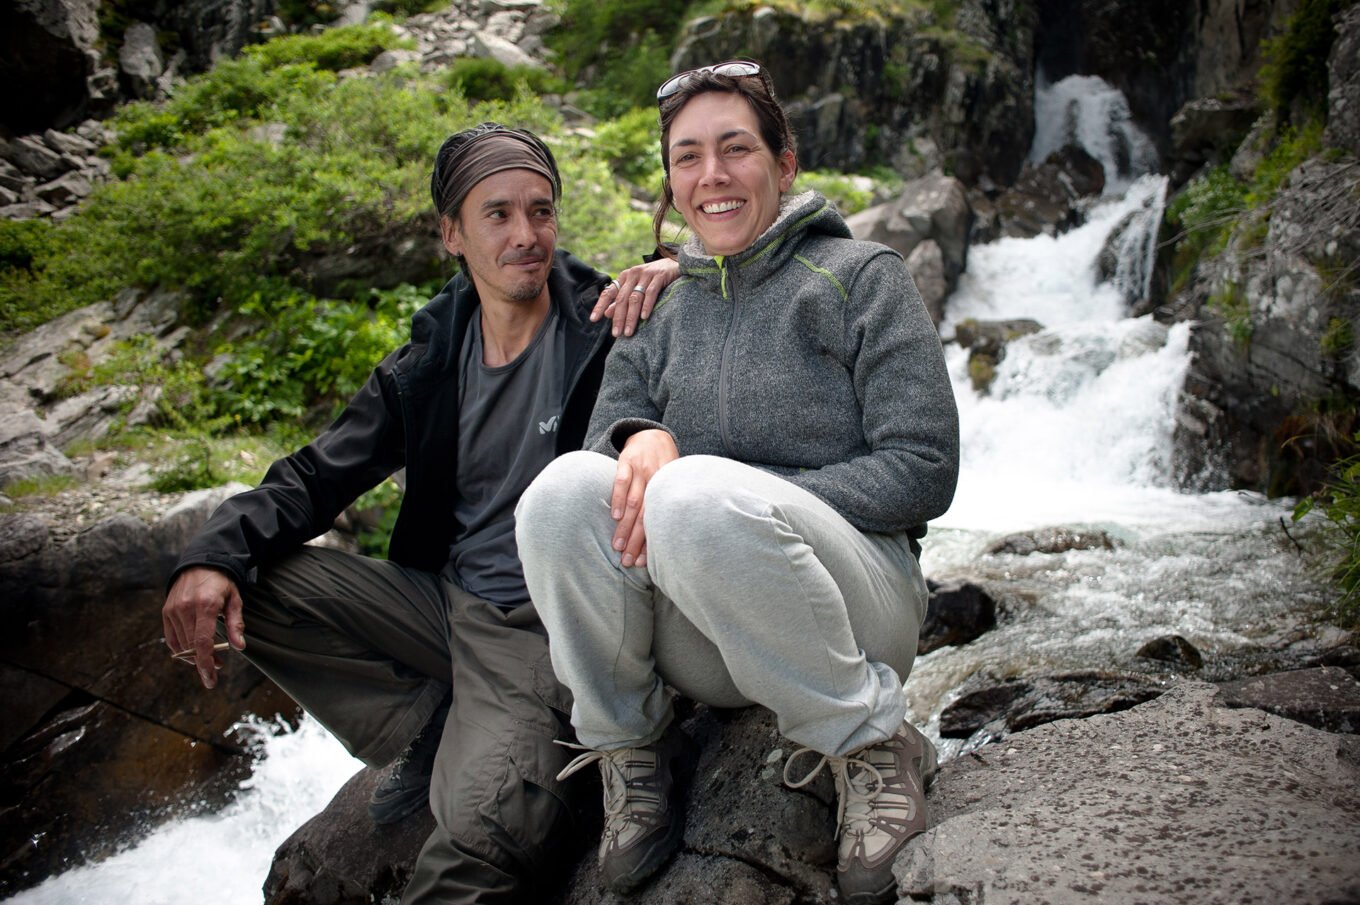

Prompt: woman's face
[{"left": 666, "top": 91, "right": 796, "bottom": 257}]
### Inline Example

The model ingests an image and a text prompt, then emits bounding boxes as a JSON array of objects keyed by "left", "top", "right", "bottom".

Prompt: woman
[{"left": 515, "top": 62, "right": 958, "bottom": 904}]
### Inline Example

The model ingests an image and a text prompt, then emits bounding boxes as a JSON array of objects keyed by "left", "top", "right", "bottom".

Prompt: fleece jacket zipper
[{"left": 715, "top": 254, "right": 738, "bottom": 456}]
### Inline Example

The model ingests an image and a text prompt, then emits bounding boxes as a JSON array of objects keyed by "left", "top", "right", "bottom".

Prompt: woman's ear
[{"left": 777, "top": 149, "right": 798, "bottom": 193}]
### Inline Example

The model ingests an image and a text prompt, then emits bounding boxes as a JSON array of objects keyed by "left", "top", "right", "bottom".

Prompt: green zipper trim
[{"left": 714, "top": 254, "right": 729, "bottom": 299}]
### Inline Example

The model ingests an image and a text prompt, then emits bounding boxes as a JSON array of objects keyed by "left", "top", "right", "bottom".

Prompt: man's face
[{"left": 441, "top": 168, "right": 558, "bottom": 306}]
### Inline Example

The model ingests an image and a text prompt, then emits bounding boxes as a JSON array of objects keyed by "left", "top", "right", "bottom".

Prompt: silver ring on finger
[{"left": 631, "top": 286, "right": 646, "bottom": 294}]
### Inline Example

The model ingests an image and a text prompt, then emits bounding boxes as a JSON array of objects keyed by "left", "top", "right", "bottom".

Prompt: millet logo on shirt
[{"left": 538, "top": 415, "right": 560, "bottom": 435}]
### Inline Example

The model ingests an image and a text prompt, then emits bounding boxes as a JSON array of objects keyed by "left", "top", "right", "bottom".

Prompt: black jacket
[{"left": 174, "top": 250, "right": 612, "bottom": 586}]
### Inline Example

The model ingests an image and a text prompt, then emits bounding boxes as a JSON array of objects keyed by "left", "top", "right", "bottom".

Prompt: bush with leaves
[{"left": 1294, "top": 433, "right": 1360, "bottom": 627}]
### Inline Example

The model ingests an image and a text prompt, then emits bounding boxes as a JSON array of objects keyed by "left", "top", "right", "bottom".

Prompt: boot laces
[{"left": 783, "top": 747, "right": 888, "bottom": 839}]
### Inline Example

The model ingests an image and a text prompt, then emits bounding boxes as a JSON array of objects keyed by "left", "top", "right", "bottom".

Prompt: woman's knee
[
  {"left": 515, "top": 451, "right": 614, "bottom": 549},
  {"left": 645, "top": 456, "right": 767, "bottom": 554}
]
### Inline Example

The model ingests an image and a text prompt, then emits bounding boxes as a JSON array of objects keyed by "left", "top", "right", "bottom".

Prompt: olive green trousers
[{"left": 236, "top": 546, "right": 581, "bottom": 904}]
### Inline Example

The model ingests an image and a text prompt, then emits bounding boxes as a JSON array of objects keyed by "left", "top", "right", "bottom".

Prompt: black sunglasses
[{"left": 656, "top": 60, "right": 764, "bottom": 101}]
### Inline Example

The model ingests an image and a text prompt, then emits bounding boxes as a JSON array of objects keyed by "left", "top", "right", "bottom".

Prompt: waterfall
[{"left": 1028, "top": 73, "right": 1160, "bottom": 193}]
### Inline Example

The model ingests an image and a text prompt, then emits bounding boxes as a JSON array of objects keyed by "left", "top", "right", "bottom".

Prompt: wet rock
[
  {"left": 939, "top": 671, "right": 1165, "bottom": 742},
  {"left": 265, "top": 706, "right": 845, "bottom": 905},
  {"left": 985, "top": 526, "right": 1120, "bottom": 556},
  {"left": 1168, "top": 93, "right": 1260, "bottom": 184},
  {"left": 902, "top": 682, "right": 1360, "bottom": 905},
  {"left": 0, "top": 486, "right": 293, "bottom": 897},
  {"left": 1135, "top": 634, "right": 1204, "bottom": 670},
  {"left": 264, "top": 768, "right": 428, "bottom": 905},
  {"left": 904, "top": 239, "right": 948, "bottom": 325},
  {"left": 993, "top": 146, "right": 1105, "bottom": 239},
  {"left": 951, "top": 317, "right": 1043, "bottom": 394},
  {"left": 920, "top": 579, "right": 998, "bottom": 655},
  {"left": 1217, "top": 666, "right": 1360, "bottom": 734},
  {"left": 1171, "top": 155, "right": 1360, "bottom": 495}
]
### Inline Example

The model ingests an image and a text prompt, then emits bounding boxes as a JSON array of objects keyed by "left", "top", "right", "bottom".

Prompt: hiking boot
[
  {"left": 784, "top": 721, "right": 938, "bottom": 905},
  {"left": 557, "top": 726, "right": 696, "bottom": 894},
  {"left": 368, "top": 697, "right": 449, "bottom": 825}
]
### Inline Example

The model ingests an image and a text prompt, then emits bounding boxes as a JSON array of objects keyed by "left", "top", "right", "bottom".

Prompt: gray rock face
[
  {"left": 118, "top": 22, "right": 166, "bottom": 100},
  {"left": 0, "top": 0, "right": 101, "bottom": 132},
  {"left": 1172, "top": 155, "right": 1360, "bottom": 493},
  {"left": 899, "top": 681, "right": 1360, "bottom": 905},
  {"left": 1329, "top": 4, "right": 1360, "bottom": 154},
  {"left": 671, "top": 2, "right": 1035, "bottom": 186}
]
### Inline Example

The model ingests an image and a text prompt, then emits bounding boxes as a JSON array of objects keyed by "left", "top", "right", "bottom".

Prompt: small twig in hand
[{"left": 171, "top": 641, "right": 232, "bottom": 663}]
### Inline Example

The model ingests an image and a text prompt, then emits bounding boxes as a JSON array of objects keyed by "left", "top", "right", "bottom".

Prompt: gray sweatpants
[
  {"left": 234, "top": 546, "right": 580, "bottom": 904},
  {"left": 515, "top": 451, "right": 927, "bottom": 758}
]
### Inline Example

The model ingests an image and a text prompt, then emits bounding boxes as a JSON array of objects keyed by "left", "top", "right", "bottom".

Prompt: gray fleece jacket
[{"left": 588, "top": 191, "right": 959, "bottom": 540}]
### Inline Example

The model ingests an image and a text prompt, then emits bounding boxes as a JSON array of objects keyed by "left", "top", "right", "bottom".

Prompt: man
[{"left": 162, "top": 122, "right": 673, "bottom": 903}]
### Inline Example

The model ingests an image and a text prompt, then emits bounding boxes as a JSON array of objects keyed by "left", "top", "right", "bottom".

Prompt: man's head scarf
[{"left": 430, "top": 123, "right": 561, "bottom": 219}]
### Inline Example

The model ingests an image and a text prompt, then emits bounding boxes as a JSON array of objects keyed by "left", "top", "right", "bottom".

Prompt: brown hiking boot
[
  {"left": 784, "top": 721, "right": 937, "bottom": 905},
  {"left": 557, "top": 727, "right": 695, "bottom": 894}
]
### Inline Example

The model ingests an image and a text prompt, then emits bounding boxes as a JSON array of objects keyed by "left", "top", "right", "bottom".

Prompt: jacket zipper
[{"left": 716, "top": 255, "right": 737, "bottom": 456}]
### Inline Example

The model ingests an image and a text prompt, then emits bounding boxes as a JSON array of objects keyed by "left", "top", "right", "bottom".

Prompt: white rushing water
[
  {"left": 8, "top": 74, "right": 1332, "bottom": 903},
  {"left": 7, "top": 717, "right": 360, "bottom": 905}
]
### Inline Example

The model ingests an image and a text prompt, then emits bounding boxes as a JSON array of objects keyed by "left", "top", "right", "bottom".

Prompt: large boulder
[
  {"left": 0, "top": 488, "right": 295, "bottom": 897},
  {"left": 0, "top": 0, "right": 105, "bottom": 132},
  {"left": 899, "top": 681, "right": 1360, "bottom": 904},
  {"left": 846, "top": 173, "right": 973, "bottom": 322}
]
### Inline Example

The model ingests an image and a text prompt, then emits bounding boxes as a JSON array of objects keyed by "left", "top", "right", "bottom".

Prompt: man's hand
[
  {"left": 611, "top": 429, "right": 679, "bottom": 568},
  {"left": 163, "top": 567, "right": 246, "bottom": 689},
  {"left": 592, "top": 258, "right": 682, "bottom": 337}
]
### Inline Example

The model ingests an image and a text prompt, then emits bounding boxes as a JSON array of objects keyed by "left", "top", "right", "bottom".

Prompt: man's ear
[{"left": 440, "top": 215, "right": 462, "bottom": 256}]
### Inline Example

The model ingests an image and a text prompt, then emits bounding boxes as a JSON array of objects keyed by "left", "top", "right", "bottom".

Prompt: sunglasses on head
[{"left": 656, "top": 60, "right": 764, "bottom": 101}]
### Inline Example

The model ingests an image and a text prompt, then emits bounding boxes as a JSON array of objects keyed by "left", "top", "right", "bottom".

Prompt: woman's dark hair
[{"left": 652, "top": 62, "right": 799, "bottom": 249}]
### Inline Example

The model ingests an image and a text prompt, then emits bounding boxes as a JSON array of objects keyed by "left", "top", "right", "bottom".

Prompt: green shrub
[
  {"left": 1294, "top": 431, "right": 1360, "bottom": 627},
  {"left": 445, "top": 59, "right": 567, "bottom": 102},
  {"left": 1260, "top": 0, "right": 1357, "bottom": 125},
  {"left": 242, "top": 23, "right": 411, "bottom": 71},
  {"left": 1165, "top": 165, "right": 1248, "bottom": 291},
  {"left": 593, "top": 107, "right": 664, "bottom": 188},
  {"left": 213, "top": 283, "right": 426, "bottom": 424},
  {"left": 1247, "top": 121, "right": 1325, "bottom": 205},
  {"left": 546, "top": 0, "right": 688, "bottom": 115}
]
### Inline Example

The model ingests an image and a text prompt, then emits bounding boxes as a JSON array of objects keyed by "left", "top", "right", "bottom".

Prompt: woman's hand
[
  {"left": 611, "top": 429, "right": 679, "bottom": 567},
  {"left": 592, "top": 257, "right": 681, "bottom": 337}
]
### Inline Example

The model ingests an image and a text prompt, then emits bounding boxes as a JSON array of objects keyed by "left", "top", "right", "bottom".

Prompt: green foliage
[
  {"left": 798, "top": 169, "right": 900, "bottom": 215},
  {"left": 555, "top": 133, "right": 659, "bottom": 273},
  {"left": 546, "top": 0, "right": 688, "bottom": 115},
  {"left": 1322, "top": 317, "right": 1355, "bottom": 358},
  {"left": 353, "top": 478, "right": 404, "bottom": 558},
  {"left": 0, "top": 219, "right": 60, "bottom": 332},
  {"left": 1247, "top": 121, "right": 1325, "bottom": 205},
  {"left": 214, "top": 283, "right": 427, "bottom": 424},
  {"left": 1165, "top": 165, "right": 1248, "bottom": 291},
  {"left": 1208, "top": 281, "right": 1253, "bottom": 347},
  {"left": 242, "top": 24, "right": 411, "bottom": 71},
  {"left": 1259, "top": 0, "right": 1356, "bottom": 125},
  {"left": 3, "top": 473, "right": 79, "bottom": 498},
  {"left": 592, "top": 107, "right": 664, "bottom": 188},
  {"left": 1293, "top": 431, "right": 1360, "bottom": 627},
  {"left": 445, "top": 59, "right": 567, "bottom": 102}
]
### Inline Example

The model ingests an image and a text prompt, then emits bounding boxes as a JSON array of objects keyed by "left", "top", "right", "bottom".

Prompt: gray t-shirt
[{"left": 445, "top": 306, "right": 565, "bottom": 606}]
